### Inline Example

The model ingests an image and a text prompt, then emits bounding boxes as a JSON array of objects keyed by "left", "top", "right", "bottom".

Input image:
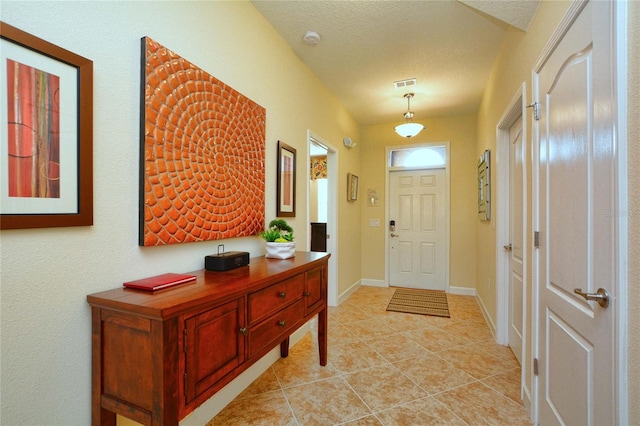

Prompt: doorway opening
[
  {"left": 495, "top": 83, "right": 528, "bottom": 410},
  {"left": 307, "top": 131, "right": 338, "bottom": 306}
]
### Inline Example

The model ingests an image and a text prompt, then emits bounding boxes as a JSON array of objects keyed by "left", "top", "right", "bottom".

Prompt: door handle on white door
[
  {"left": 504, "top": 244, "right": 512, "bottom": 251},
  {"left": 390, "top": 233, "right": 399, "bottom": 238},
  {"left": 574, "top": 288, "right": 609, "bottom": 308}
]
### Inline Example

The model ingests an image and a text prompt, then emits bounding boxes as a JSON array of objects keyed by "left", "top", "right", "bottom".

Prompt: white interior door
[
  {"left": 389, "top": 169, "right": 445, "bottom": 290},
  {"left": 508, "top": 116, "right": 524, "bottom": 365},
  {"left": 536, "top": 1, "right": 617, "bottom": 424}
]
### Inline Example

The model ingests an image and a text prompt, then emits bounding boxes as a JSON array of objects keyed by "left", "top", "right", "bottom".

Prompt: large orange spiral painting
[{"left": 140, "top": 37, "right": 265, "bottom": 246}]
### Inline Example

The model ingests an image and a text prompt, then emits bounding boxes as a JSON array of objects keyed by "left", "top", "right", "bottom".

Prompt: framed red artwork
[{"left": 0, "top": 22, "right": 93, "bottom": 229}]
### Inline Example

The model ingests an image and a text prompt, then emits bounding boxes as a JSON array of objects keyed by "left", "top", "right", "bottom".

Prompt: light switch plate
[{"left": 369, "top": 219, "right": 380, "bottom": 227}]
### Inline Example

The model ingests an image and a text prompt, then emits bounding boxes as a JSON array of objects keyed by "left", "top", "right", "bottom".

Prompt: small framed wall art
[
  {"left": 478, "top": 149, "right": 490, "bottom": 221},
  {"left": 277, "top": 141, "right": 296, "bottom": 217},
  {"left": 347, "top": 173, "right": 359, "bottom": 202},
  {"left": 0, "top": 22, "right": 93, "bottom": 230}
]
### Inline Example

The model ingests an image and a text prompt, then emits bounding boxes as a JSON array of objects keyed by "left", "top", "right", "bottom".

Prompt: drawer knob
[
  {"left": 304, "top": 291, "right": 311, "bottom": 297},
  {"left": 278, "top": 320, "right": 286, "bottom": 327},
  {"left": 278, "top": 292, "right": 287, "bottom": 298},
  {"left": 239, "top": 327, "right": 248, "bottom": 335}
]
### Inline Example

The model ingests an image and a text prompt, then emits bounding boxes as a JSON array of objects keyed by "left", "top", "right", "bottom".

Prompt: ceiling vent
[{"left": 394, "top": 78, "right": 417, "bottom": 89}]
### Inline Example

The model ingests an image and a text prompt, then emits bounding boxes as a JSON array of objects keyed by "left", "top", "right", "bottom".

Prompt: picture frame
[
  {"left": 0, "top": 22, "right": 93, "bottom": 230},
  {"left": 347, "top": 173, "right": 359, "bottom": 201},
  {"left": 478, "top": 149, "right": 490, "bottom": 221},
  {"left": 277, "top": 141, "right": 296, "bottom": 217}
]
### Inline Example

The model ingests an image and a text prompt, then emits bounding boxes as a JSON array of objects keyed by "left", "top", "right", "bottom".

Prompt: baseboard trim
[
  {"left": 476, "top": 292, "right": 498, "bottom": 340},
  {"left": 361, "top": 279, "right": 387, "bottom": 288},
  {"left": 449, "top": 286, "right": 476, "bottom": 296},
  {"left": 338, "top": 279, "right": 361, "bottom": 305}
]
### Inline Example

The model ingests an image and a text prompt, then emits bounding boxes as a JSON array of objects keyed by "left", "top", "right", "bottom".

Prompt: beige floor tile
[
  {"left": 362, "top": 333, "right": 431, "bottom": 363},
  {"left": 284, "top": 376, "right": 372, "bottom": 425},
  {"left": 358, "top": 302, "right": 395, "bottom": 316},
  {"left": 393, "top": 352, "right": 476, "bottom": 395},
  {"left": 208, "top": 286, "right": 531, "bottom": 425},
  {"left": 272, "top": 345, "right": 339, "bottom": 388},
  {"left": 344, "top": 364, "right": 429, "bottom": 412},
  {"left": 375, "top": 396, "right": 467, "bottom": 426},
  {"left": 330, "top": 305, "right": 373, "bottom": 323},
  {"left": 473, "top": 338, "right": 519, "bottom": 362},
  {"left": 436, "top": 344, "right": 517, "bottom": 379},
  {"left": 329, "top": 340, "right": 389, "bottom": 373},
  {"left": 438, "top": 320, "right": 495, "bottom": 344},
  {"left": 481, "top": 367, "right": 523, "bottom": 406},
  {"left": 435, "top": 381, "right": 531, "bottom": 425},
  {"left": 236, "top": 367, "right": 281, "bottom": 400},
  {"left": 405, "top": 326, "right": 468, "bottom": 352},
  {"left": 376, "top": 310, "right": 441, "bottom": 332},
  {"left": 347, "top": 317, "right": 405, "bottom": 339},
  {"left": 213, "top": 389, "right": 296, "bottom": 426},
  {"left": 327, "top": 320, "right": 361, "bottom": 346},
  {"left": 340, "top": 415, "right": 384, "bottom": 425}
]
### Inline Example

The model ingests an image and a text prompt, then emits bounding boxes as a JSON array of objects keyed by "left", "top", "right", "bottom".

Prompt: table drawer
[
  {"left": 248, "top": 274, "right": 304, "bottom": 324},
  {"left": 248, "top": 299, "right": 305, "bottom": 357}
]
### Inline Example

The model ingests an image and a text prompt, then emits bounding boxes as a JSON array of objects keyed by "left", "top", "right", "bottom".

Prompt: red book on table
[{"left": 123, "top": 273, "right": 197, "bottom": 291}]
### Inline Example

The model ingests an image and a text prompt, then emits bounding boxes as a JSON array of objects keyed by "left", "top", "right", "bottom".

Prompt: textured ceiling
[{"left": 251, "top": 0, "right": 540, "bottom": 127}]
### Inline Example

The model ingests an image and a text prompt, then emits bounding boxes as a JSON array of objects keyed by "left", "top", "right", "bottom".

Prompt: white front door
[
  {"left": 389, "top": 168, "right": 445, "bottom": 290},
  {"left": 536, "top": 1, "right": 617, "bottom": 424},
  {"left": 508, "top": 115, "right": 524, "bottom": 365}
]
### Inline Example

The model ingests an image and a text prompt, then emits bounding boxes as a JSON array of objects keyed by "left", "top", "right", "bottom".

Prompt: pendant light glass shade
[
  {"left": 394, "top": 122, "right": 424, "bottom": 138},
  {"left": 394, "top": 93, "right": 424, "bottom": 138}
]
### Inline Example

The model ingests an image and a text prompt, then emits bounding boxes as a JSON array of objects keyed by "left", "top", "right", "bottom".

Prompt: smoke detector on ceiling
[{"left": 303, "top": 31, "right": 321, "bottom": 46}]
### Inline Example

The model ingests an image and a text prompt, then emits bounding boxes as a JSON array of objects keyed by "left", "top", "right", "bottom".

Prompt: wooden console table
[{"left": 87, "top": 252, "right": 329, "bottom": 425}]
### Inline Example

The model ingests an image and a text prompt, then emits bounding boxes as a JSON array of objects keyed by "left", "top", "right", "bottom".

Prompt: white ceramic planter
[{"left": 265, "top": 242, "right": 296, "bottom": 259}]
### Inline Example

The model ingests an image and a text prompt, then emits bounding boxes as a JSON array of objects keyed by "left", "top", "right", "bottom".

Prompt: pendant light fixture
[{"left": 394, "top": 93, "right": 424, "bottom": 138}]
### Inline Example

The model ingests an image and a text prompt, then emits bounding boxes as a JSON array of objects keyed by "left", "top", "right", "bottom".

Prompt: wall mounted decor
[
  {"left": 310, "top": 155, "right": 327, "bottom": 180},
  {"left": 478, "top": 149, "right": 490, "bottom": 221},
  {"left": 347, "top": 173, "right": 359, "bottom": 201},
  {"left": 0, "top": 22, "right": 93, "bottom": 230},
  {"left": 140, "top": 37, "right": 265, "bottom": 246},
  {"left": 276, "top": 141, "right": 296, "bottom": 217}
]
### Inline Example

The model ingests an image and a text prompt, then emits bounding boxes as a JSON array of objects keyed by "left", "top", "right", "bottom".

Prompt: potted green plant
[{"left": 261, "top": 219, "right": 296, "bottom": 259}]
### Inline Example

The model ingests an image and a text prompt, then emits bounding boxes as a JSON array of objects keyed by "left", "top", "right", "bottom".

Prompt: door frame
[
  {"left": 385, "top": 141, "right": 451, "bottom": 291},
  {"left": 495, "top": 83, "right": 528, "bottom": 407},
  {"left": 530, "top": 0, "right": 629, "bottom": 423},
  {"left": 307, "top": 130, "right": 339, "bottom": 306}
]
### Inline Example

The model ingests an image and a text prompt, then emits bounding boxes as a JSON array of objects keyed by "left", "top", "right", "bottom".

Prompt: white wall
[{"left": 0, "top": 2, "right": 360, "bottom": 424}]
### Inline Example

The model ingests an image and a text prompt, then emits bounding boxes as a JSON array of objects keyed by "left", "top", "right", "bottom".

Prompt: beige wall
[
  {"left": 476, "top": 0, "right": 570, "bottom": 401},
  {"left": 627, "top": 0, "right": 640, "bottom": 422},
  {"left": 476, "top": 0, "right": 572, "bottom": 326},
  {"left": 0, "top": 2, "right": 360, "bottom": 424},
  {"left": 359, "top": 114, "right": 478, "bottom": 291}
]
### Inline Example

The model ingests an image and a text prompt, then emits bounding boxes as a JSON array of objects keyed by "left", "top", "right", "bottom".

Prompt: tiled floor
[{"left": 210, "top": 286, "right": 531, "bottom": 425}]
